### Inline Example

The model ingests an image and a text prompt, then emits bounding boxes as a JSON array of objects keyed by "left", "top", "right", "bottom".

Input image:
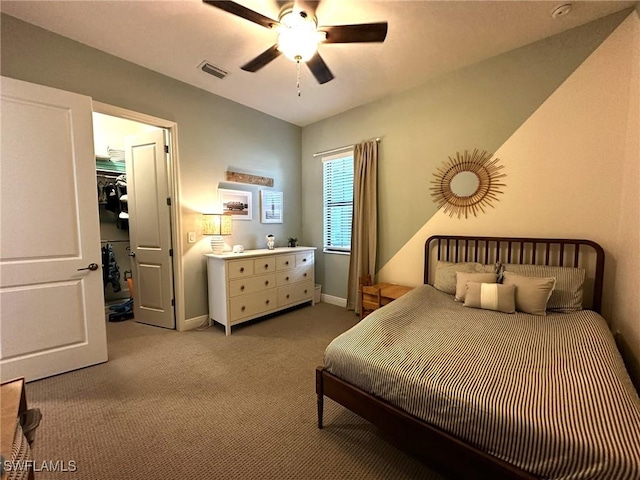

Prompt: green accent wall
[{"left": 301, "top": 10, "right": 630, "bottom": 299}]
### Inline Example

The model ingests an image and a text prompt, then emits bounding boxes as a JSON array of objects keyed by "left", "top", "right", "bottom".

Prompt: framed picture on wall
[
  {"left": 260, "top": 190, "right": 283, "bottom": 224},
  {"left": 218, "top": 188, "right": 252, "bottom": 220}
]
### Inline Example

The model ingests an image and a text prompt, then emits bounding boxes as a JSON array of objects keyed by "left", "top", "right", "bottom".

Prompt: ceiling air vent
[{"left": 198, "top": 61, "right": 228, "bottom": 79}]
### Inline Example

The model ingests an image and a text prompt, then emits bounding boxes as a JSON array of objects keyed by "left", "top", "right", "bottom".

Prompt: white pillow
[{"left": 464, "top": 282, "right": 516, "bottom": 313}]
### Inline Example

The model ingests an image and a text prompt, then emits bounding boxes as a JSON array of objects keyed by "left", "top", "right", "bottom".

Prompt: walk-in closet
[{"left": 93, "top": 112, "right": 172, "bottom": 324}]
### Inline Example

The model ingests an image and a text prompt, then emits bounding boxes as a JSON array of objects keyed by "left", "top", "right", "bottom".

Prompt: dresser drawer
[
  {"left": 228, "top": 274, "right": 276, "bottom": 297},
  {"left": 276, "top": 264, "right": 313, "bottom": 286},
  {"left": 276, "top": 254, "right": 295, "bottom": 270},
  {"left": 254, "top": 257, "right": 275, "bottom": 274},
  {"left": 227, "top": 259, "right": 254, "bottom": 279},
  {"left": 296, "top": 251, "right": 314, "bottom": 267},
  {"left": 277, "top": 280, "right": 314, "bottom": 307},
  {"left": 229, "top": 290, "right": 277, "bottom": 322}
]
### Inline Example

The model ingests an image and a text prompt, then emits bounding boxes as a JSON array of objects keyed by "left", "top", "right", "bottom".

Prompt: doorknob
[
  {"left": 77, "top": 263, "right": 99, "bottom": 271},
  {"left": 128, "top": 252, "right": 136, "bottom": 257}
]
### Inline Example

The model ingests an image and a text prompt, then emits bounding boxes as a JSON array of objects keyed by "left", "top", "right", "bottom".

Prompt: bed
[{"left": 315, "top": 235, "right": 640, "bottom": 479}]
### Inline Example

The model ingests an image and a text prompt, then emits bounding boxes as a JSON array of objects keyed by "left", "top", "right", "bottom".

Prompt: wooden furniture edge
[
  {"left": 315, "top": 367, "right": 537, "bottom": 480},
  {"left": 1, "top": 377, "right": 28, "bottom": 480}
]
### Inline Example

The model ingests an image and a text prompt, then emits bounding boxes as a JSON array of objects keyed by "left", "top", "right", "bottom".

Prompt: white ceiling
[{"left": 1, "top": 0, "right": 635, "bottom": 126}]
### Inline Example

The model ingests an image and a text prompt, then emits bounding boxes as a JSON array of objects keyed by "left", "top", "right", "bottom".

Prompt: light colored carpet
[{"left": 26, "top": 302, "right": 445, "bottom": 479}]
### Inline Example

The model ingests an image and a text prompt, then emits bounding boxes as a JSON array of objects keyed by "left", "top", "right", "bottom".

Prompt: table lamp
[{"left": 202, "top": 213, "right": 232, "bottom": 254}]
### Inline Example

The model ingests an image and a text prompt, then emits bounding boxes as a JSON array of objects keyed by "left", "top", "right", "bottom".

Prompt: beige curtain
[{"left": 346, "top": 140, "right": 378, "bottom": 313}]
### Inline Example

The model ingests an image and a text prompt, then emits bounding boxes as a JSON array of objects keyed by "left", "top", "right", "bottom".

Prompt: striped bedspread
[{"left": 324, "top": 285, "right": 640, "bottom": 479}]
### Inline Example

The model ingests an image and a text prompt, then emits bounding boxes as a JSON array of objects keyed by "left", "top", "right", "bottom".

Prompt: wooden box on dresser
[{"left": 205, "top": 247, "right": 316, "bottom": 335}]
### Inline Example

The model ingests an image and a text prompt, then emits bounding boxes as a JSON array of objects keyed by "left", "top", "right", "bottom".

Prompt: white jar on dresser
[{"left": 205, "top": 247, "right": 316, "bottom": 335}]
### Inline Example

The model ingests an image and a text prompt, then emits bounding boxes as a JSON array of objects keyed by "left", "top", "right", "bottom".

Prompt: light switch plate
[{"left": 187, "top": 231, "right": 196, "bottom": 244}]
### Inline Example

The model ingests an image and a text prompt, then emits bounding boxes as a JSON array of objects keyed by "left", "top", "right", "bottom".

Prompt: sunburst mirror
[{"left": 430, "top": 149, "right": 506, "bottom": 219}]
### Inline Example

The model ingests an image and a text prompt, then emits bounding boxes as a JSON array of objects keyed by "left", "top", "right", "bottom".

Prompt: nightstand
[{"left": 359, "top": 277, "right": 414, "bottom": 318}]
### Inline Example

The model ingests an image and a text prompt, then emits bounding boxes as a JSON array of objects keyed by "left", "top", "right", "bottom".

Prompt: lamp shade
[{"left": 202, "top": 213, "right": 232, "bottom": 236}]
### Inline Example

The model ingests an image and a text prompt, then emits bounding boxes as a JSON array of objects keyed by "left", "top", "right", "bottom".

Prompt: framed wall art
[
  {"left": 218, "top": 188, "right": 252, "bottom": 220},
  {"left": 260, "top": 190, "right": 283, "bottom": 224}
]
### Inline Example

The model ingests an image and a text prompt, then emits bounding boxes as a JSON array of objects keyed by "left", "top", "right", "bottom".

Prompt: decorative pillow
[
  {"left": 433, "top": 261, "right": 498, "bottom": 295},
  {"left": 464, "top": 282, "right": 516, "bottom": 313},
  {"left": 455, "top": 272, "right": 498, "bottom": 302},
  {"left": 502, "top": 272, "right": 556, "bottom": 316},
  {"left": 503, "top": 264, "right": 586, "bottom": 312}
]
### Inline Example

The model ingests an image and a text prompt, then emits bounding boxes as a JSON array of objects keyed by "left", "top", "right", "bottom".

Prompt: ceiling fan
[{"left": 203, "top": 1, "right": 388, "bottom": 85}]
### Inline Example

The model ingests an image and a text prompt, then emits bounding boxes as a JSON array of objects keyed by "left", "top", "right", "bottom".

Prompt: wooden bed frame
[{"left": 316, "top": 235, "right": 605, "bottom": 480}]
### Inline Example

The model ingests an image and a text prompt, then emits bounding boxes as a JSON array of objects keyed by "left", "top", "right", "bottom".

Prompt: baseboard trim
[
  {"left": 181, "top": 314, "right": 209, "bottom": 331},
  {"left": 321, "top": 294, "right": 347, "bottom": 308}
]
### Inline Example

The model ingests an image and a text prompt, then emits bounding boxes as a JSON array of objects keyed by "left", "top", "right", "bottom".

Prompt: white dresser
[{"left": 205, "top": 247, "right": 316, "bottom": 335}]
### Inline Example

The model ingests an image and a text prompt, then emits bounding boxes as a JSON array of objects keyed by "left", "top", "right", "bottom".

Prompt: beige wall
[
  {"left": 1, "top": 14, "right": 302, "bottom": 324},
  {"left": 301, "top": 10, "right": 629, "bottom": 299}
]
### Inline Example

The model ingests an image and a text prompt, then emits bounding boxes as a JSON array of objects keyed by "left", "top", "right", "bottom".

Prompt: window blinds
[{"left": 323, "top": 153, "right": 354, "bottom": 252}]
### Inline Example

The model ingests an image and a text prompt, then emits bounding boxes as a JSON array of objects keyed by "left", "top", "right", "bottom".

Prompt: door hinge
[
  {"left": 169, "top": 249, "right": 173, "bottom": 257},
  {"left": 164, "top": 145, "right": 169, "bottom": 154},
  {"left": 166, "top": 197, "right": 171, "bottom": 206},
  {"left": 171, "top": 299, "right": 175, "bottom": 306}
]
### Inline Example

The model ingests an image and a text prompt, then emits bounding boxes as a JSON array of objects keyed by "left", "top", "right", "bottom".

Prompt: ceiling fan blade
[
  {"left": 203, "top": 1, "right": 277, "bottom": 29},
  {"left": 306, "top": 52, "right": 334, "bottom": 84},
  {"left": 241, "top": 45, "right": 282, "bottom": 72},
  {"left": 321, "top": 23, "right": 388, "bottom": 43}
]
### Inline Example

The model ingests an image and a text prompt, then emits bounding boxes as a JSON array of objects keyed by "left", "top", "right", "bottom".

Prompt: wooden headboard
[{"left": 424, "top": 235, "right": 605, "bottom": 313}]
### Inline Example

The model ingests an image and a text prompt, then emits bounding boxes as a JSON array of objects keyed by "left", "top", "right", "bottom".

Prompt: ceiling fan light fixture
[{"left": 277, "top": 10, "right": 323, "bottom": 63}]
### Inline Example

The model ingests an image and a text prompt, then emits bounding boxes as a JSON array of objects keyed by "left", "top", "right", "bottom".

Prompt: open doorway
[{"left": 93, "top": 111, "right": 176, "bottom": 329}]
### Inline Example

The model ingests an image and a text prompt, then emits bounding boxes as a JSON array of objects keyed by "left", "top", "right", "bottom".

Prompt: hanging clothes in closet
[{"left": 116, "top": 174, "right": 128, "bottom": 230}]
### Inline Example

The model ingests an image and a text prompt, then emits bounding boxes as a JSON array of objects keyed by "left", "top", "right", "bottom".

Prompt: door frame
[{"left": 93, "top": 101, "right": 186, "bottom": 331}]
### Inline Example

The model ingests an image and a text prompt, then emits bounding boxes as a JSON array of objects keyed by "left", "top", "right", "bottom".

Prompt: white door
[
  {"left": 125, "top": 131, "right": 175, "bottom": 329},
  {"left": 0, "top": 76, "right": 108, "bottom": 382}
]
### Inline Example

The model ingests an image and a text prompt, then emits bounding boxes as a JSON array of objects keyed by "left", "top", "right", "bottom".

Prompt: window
[{"left": 322, "top": 150, "right": 354, "bottom": 253}]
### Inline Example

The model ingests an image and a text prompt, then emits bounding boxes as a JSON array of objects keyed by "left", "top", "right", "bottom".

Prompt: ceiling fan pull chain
[{"left": 296, "top": 57, "right": 301, "bottom": 97}]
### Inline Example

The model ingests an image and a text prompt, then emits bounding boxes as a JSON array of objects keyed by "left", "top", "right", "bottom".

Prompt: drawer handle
[
  {"left": 286, "top": 276, "right": 290, "bottom": 281},
  {"left": 286, "top": 294, "right": 290, "bottom": 299},
  {"left": 265, "top": 299, "right": 270, "bottom": 305},
  {"left": 241, "top": 306, "right": 246, "bottom": 311},
  {"left": 240, "top": 267, "right": 245, "bottom": 273},
  {"left": 303, "top": 273, "right": 307, "bottom": 277},
  {"left": 285, "top": 261, "right": 289, "bottom": 265},
  {"left": 240, "top": 285, "right": 245, "bottom": 291},
  {"left": 265, "top": 280, "right": 269, "bottom": 286},
  {"left": 264, "top": 264, "right": 269, "bottom": 269},
  {"left": 304, "top": 289, "right": 308, "bottom": 294},
  {"left": 303, "top": 258, "right": 307, "bottom": 262}
]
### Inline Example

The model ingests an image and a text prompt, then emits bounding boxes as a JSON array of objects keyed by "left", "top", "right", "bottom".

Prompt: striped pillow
[
  {"left": 503, "top": 264, "right": 586, "bottom": 312},
  {"left": 433, "top": 261, "right": 498, "bottom": 295},
  {"left": 502, "top": 272, "right": 556, "bottom": 316},
  {"left": 464, "top": 282, "right": 516, "bottom": 313},
  {"left": 455, "top": 272, "right": 498, "bottom": 302}
]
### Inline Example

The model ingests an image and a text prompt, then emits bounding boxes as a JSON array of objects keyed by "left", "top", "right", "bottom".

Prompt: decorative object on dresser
[
  {"left": 266, "top": 235, "right": 275, "bottom": 250},
  {"left": 218, "top": 188, "right": 252, "bottom": 220},
  {"left": 205, "top": 247, "right": 316, "bottom": 335},
  {"left": 430, "top": 149, "right": 506, "bottom": 219},
  {"left": 260, "top": 190, "right": 283, "bottom": 224},
  {"left": 202, "top": 213, "right": 232, "bottom": 254},
  {"left": 288, "top": 237, "right": 298, "bottom": 248}
]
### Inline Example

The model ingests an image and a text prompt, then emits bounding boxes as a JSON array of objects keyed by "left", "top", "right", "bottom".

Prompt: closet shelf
[{"left": 96, "top": 158, "right": 126, "bottom": 174}]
